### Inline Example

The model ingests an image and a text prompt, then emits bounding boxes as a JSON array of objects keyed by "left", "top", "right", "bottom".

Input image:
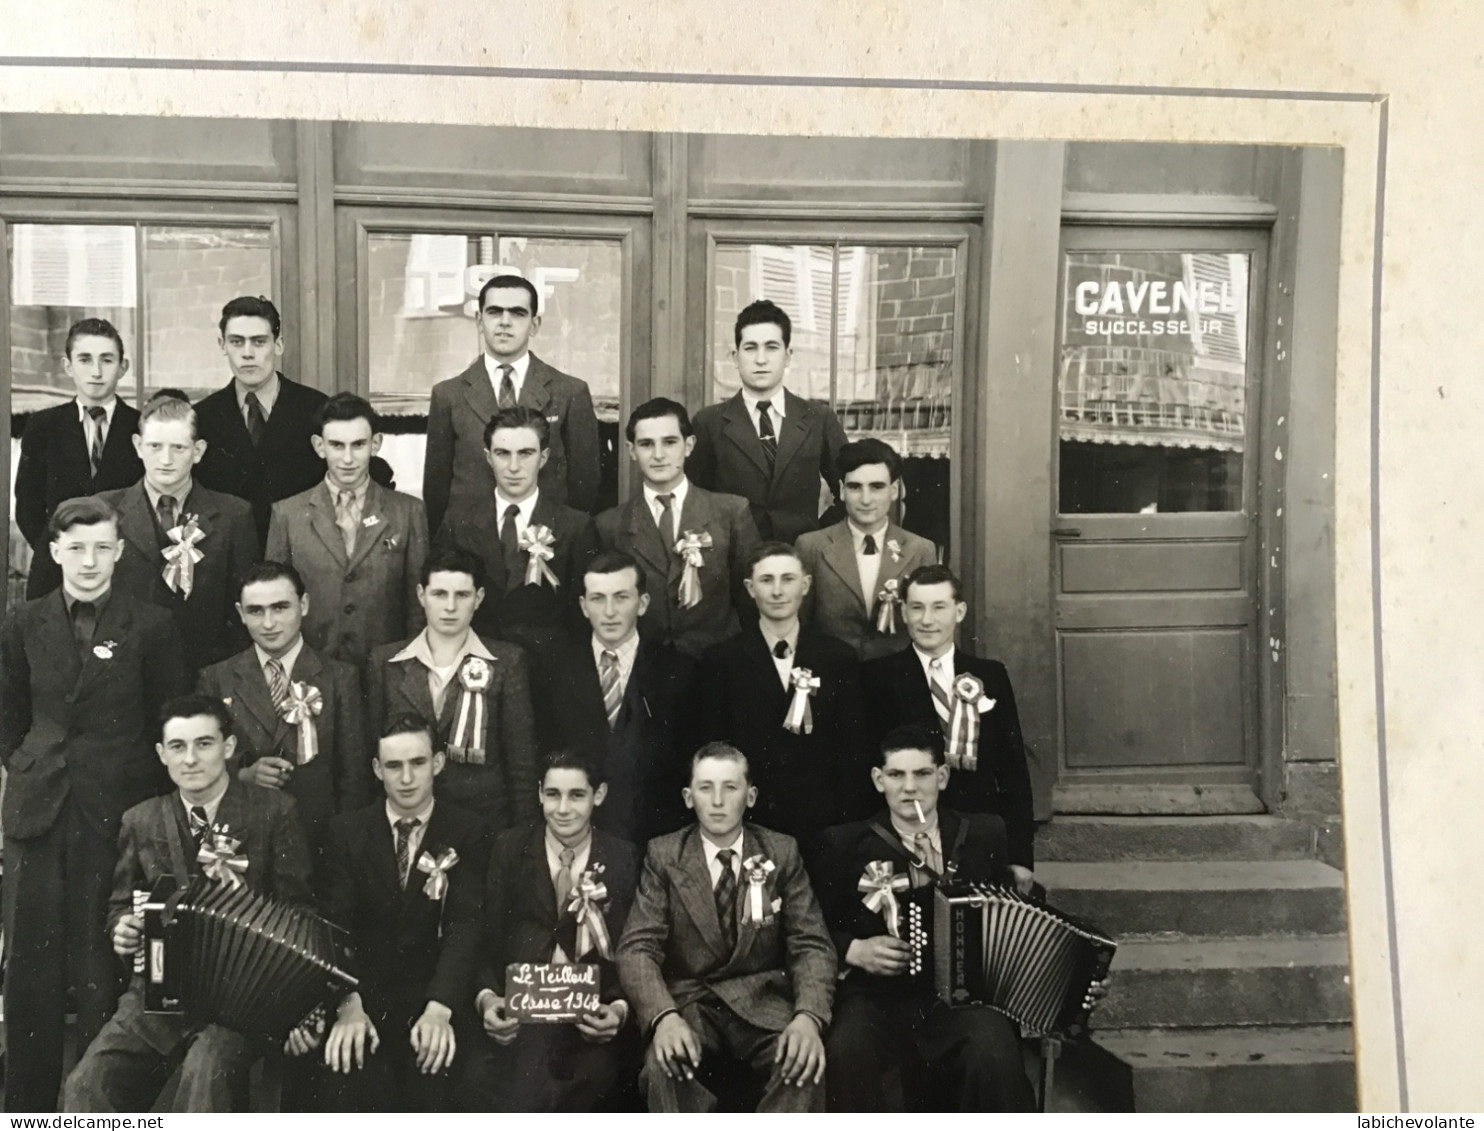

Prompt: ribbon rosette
[
  {"left": 280, "top": 681, "right": 323, "bottom": 765},
  {"left": 449, "top": 656, "right": 491, "bottom": 765},
  {"left": 858, "top": 860, "right": 911, "bottom": 939},
  {"left": 783, "top": 666, "right": 821, "bottom": 734},
  {"left": 674, "top": 530, "right": 714, "bottom": 609},
  {"left": 519, "top": 524, "right": 560, "bottom": 588},
  {"left": 947, "top": 673, "right": 993, "bottom": 771},
  {"left": 740, "top": 854, "right": 777, "bottom": 926},
  {"left": 874, "top": 577, "right": 902, "bottom": 636},
  {"left": 161, "top": 514, "right": 206, "bottom": 598},
  {"left": 565, "top": 864, "right": 614, "bottom": 960},
  {"left": 417, "top": 847, "right": 459, "bottom": 901},
  {"left": 198, "top": 828, "right": 248, "bottom": 888}
]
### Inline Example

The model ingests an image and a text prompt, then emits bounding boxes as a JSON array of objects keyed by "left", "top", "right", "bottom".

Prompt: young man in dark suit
[
  {"left": 809, "top": 724, "right": 1035, "bottom": 1112},
  {"left": 423, "top": 273, "right": 601, "bottom": 533},
  {"left": 97, "top": 391, "right": 261, "bottom": 677},
  {"left": 196, "top": 561, "right": 369, "bottom": 857},
  {"left": 460, "top": 749, "right": 641, "bottom": 1111},
  {"left": 435, "top": 405, "right": 598, "bottom": 655},
  {"left": 194, "top": 296, "right": 329, "bottom": 543},
  {"left": 266, "top": 393, "right": 429, "bottom": 668},
  {"left": 695, "top": 542, "right": 872, "bottom": 856},
  {"left": 15, "top": 318, "right": 144, "bottom": 598},
  {"left": 795, "top": 438, "right": 938, "bottom": 661},
  {"left": 689, "top": 300, "right": 847, "bottom": 544},
  {"left": 365, "top": 547, "right": 538, "bottom": 835},
  {"left": 62, "top": 695, "right": 315, "bottom": 1113},
  {"left": 594, "top": 398, "right": 761, "bottom": 659},
  {"left": 859, "top": 564, "right": 1036, "bottom": 888},
  {"left": 0, "top": 497, "right": 190, "bottom": 1113},
  {"left": 615, "top": 743, "right": 836, "bottom": 1113},
  {"left": 302, "top": 714, "right": 488, "bottom": 1112},
  {"left": 530, "top": 550, "right": 696, "bottom": 845}
]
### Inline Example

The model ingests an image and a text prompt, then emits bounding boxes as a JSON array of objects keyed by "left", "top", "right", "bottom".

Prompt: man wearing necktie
[
  {"left": 0, "top": 496, "right": 188, "bottom": 1112},
  {"left": 423, "top": 273, "right": 602, "bottom": 535},
  {"left": 690, "top": 300, "right": 849, "bottom": 544}
]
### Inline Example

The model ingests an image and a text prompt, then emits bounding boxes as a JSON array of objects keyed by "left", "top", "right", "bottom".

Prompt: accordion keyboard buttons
[{"left": 906, "top": 903, "right": 928, "bottom": 976}]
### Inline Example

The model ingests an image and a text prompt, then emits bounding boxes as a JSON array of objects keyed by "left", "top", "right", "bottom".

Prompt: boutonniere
[
  {"left": 448, "top": 656, "right": 492, "bottom": 765},
  {"left": 198, "top": 826, "right": 248, "bottom": 888},
  {"left": 674, "top": 530, "right": 714, "bottom": 609},
  {"left": 886, "top": 538, "right": 903, "bottom": 563},
  {"left": 518, "top": 524, "right": 560, "bottom": 588},
  {"left": 874, "top": 578, "right": 902, "bottom": 636},
  {"left": 92, "top": 639, "right": 119, "bottom": 660},
  {"left": 945, "top": 674, "right": 991, "bottom": 772},
  {"left": 161, "top": 514, "right": 206, "bottom": 597},
  {"left": 565, "top": 862, "right": 615, "bottom": 960},
  {"left": 361, "top": 514, "right": 381, "bottom": 528},
  {"left": 279, "top": 681, "right": 323, "bottom": 764},
  {"left": 740, "top": 854, "right": 778, "bottom": 927},
  {"left": 858, "top": 860, "right": 910, "bottom": 938},
  {"left": 783, "top": 667, "right": 821, "bottom": 734},
  {"left": 221, "top": 696, "right": 233, "bottom": 707},
  {"left": 417, "top": 846, "right": 459, "bottom": 937}
]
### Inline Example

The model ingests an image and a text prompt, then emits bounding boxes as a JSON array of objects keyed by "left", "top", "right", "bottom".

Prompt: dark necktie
[
  {"left": 497, "top": 364, "right": 517, "bottom": 409},
  {"left": 188, "top": 804, "right": 210, "bottom": 850},
  {"left": 86, "top": 406, "right": 107, "bottom": 479},
  {"left": 500, "top": 503, "right": 521, "bottom": 573},
  {"left": 244, "top": 392, "right": 267, "bottom": 446},
  {"left": 657, "top": 492, "right": 677, "bottom": 552},
  {"left": 772, "top": 639, "right": 790, "bottom": 660},
  {"left": 756, "top": 401, "right": 778, "bottom": 472},
  {"left": 395, "top": 817, "right": 421, "bottom": 889},
  {"left": 599, "top": 650, "right": 622, "bottom": 730},
  {"left": 714, "top": 848, "right": 738, "bottom": 951},
  {"left": 156, "top": 493, "right": 178, "bottom": 534},
  {"left": 71, "top": 599, "right": 97, "bottom": 652},
  {"left": 862, "top": 533, "right": 879, "bottom": 556}
]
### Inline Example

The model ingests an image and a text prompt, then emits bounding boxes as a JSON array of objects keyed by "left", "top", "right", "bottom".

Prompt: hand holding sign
[{"left": 504, "top": 962, "right": 602, "bottom": 1023}]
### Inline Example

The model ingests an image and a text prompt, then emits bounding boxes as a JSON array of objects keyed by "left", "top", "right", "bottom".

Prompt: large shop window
[
  {"left": 364, "top": 233, "right": 623, "bottom": 506},
  {"left": 6, "top": 222, "right": 277, "bottom": 609},
  {"left": 709, "top": 242, "right": 959, "bottom": 554}
]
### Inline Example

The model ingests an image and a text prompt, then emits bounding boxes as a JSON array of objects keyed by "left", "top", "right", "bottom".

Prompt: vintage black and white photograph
[{"left": 0, "top": 114, "right": 1348, "bottom": 1114}]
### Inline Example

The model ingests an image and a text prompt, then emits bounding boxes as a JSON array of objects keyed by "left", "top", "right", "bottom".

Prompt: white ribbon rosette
[
  {"left": 161, "top": 514, "right": 206, "bottom": 597},
  {"left": 674, "top": 530, "right": 714, "bottom": 609},
  {"left": 783, "top": 666, "right": 821, "bottom": 734},
  {"left": 417, "top": 846, "right": 459, "bottom": 937},
  {"left": 874, "top": 577, "right": 902, "bottom": 636},
  {"left": 449, "top": 656, "right": 492, "bottom": 765},
  {"left": 858, "top": 860, "right": 910, "bottom": 938},
  {"left": 886, "top": 538, "right": 903, "bottom": 564},
  {"left": 740, "top": 854, "right": 777, "bottom": 927},
  {"left": 280, "top": 681, "right": 323, "bottom": 765},
  {"left": 518, "top": 524, "right": 560, "bottom": 588},
  {"left": 198, "top": 827, "right": 248, "bottom": 888},
  {"left": 565, "top": 863, "right": 614, "bottom": 960},
  {"left": 947, "top": 673, "right": 995, "bottom": 771}
]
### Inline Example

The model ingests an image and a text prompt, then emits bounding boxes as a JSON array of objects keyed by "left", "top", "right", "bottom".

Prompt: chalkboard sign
[{"left": 505, "top": 962, "right": 602, "bottom": 1023}]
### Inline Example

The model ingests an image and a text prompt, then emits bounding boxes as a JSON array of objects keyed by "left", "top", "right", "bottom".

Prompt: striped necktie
[
  {"left": 756, "top": 401, "right": 778, "bottom": 472},
  {"left": 265, "top": 658, "right": 289, "bottom": 712},
  {"left": 928, "top": 657, "right": 953, "bottom": 730},
  {"left": 395, "top": 817, "right": 420, "bottom": 888},
  {"left": 714, "top": 848, "right": 738, "bottom": 951},
  {"left": 599, "top": 649, "right": 623, "bottom": 730},
  {"left": 497, "top": 364, "right": 517, "bottom": 409},
  {"left": 86, "top": 406, "right": 107, "bottom": 479}
]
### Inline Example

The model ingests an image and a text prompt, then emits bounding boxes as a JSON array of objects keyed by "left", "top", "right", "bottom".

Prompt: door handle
[{"left": 1052, "top": 527, "right": 1083, "bottom": 538}]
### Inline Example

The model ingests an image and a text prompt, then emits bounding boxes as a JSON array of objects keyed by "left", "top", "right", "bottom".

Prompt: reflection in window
[
  {"left": 1058, "top": 251, "right": 1249, "bottom": 514},
  {"left": 711, "top": 242, "right": 958, "bottom": 555}
]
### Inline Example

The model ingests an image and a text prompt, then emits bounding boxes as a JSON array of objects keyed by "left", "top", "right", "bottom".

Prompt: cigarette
[{"left": 913, "top": 800, "right": 926, "bottom": 825}]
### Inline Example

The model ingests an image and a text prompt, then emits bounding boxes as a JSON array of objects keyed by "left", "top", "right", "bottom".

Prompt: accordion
[
  {"left": 903, "top": 882, "right": 1116, "bottom": 1039},
  {"left": 137, "top": 875, "right": 357, "bottom": 1041}
]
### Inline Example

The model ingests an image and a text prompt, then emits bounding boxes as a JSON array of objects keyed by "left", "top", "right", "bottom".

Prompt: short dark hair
[
  {"left": 745, "top": 540, "right": 805, "bottom": 579},
  {"left": 379, "top": 712, "right": 437, "bottom": 752},
  {"left": 735, "top": 299, "right": 792, "bottom": 349},
  {"left": 903, "top": 563, "right": 962, "bottom": 604},
  {"left": 689, "top": 741, "right": 751, "bottom": 784},
  {"left": 315, "top": 392, "right": 378, "bottom": 434},
  {"left": 159, "top": 694, "right": 233, "bottom": 742},
  {"left": 837, "top": 438, "right": 903, "bottom": 484},
  {"left": 420, "top": 545, "right": 486, "bottom": 591},
  {"left": 878, "top": 723, "right": 946, "bottom": 768},
  {"left": 477, "top": 273, "right": 540, "bottom": 317},
  {"left": 540, "top": 747, "right": 605, "bottom": 789},
  {"left": 625, "top": 397, "right": 693, "bottom": 443},
  {"left": 218, "top": 295, "right": 282, "bottom": 339},
  {"left": 484, "top": 405, "right": 550, "bottom": 450},
  {"left": 65, "top": 317, "right": 126, "bottom": 361},
  {"left": 583, "top": 550, "right": 647, "bottom": 596},
  {"left": 48, "top": 496, "right": 119, "bottom": 543},
  {"left": 238, "top": 560, "right": 306, "bottom": 600}
]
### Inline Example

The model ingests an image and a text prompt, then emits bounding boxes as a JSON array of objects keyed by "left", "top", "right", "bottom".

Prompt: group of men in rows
[{"left": 1, "top": 283, "right": 1039, "bottom": 1113}]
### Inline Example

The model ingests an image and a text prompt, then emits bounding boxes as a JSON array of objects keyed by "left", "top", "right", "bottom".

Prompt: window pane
[
  {"left": 1058, "top": 251, "right": 1250, "bottom": 514},
  {"left": 711, "top": 243, "right": 834, "bottom": 403}
]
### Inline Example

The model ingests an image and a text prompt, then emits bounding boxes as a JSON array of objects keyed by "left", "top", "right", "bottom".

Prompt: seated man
[
  {"left": 306, "top": 714, "right": 489, "bottom": 1112},
  {"left": 809, "top": 724, "right": 1034, "bottom": 1112},
  {"left": 615, "top": 743, "right": 836, "bottom": 1113},
  {"left": 460, "top": 749, "right": 641, "bottom": 1111},
  {"left": 63, "top": 695, "right": 314, "bottom": 1113}
]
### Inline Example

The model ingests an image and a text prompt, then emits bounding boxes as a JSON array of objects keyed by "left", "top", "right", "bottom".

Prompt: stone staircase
[{"left": 1035, "top": 815, "right": 1357, "bottom": 1112}]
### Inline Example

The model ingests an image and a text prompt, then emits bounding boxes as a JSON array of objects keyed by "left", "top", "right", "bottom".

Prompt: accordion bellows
[{"left": 141, "top": 876, "right": 357, "bottom": 1040}]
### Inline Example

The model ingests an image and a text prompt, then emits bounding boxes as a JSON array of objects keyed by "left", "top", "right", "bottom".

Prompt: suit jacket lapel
[
  {"left": 256, "top": 375, "right": 300, "bottom": 456},
  {"left": 742, "top": 632, "right": 789, "bottom": 709},
  {"left": 182, "top": 486, "right": 221, "bottom": 559},
  {"left": 232, "top": 649, "right": 286, "bottom": 742},
  {"left": 38, "top": 590, "right": 84, "bottom": 690},
  {"left": 75, "top": 594, "right": 140, "bottom": 698},
  {"left": 394, "top": 657, "right": 441, "bottom": 732},
  {"left": 525, "top": 828, "right": 561, "bottom": 928},
  {"left": 518, "top": 358, "right": 553, "bottom": 413},
  {"left": 346, "top": 481, "right": 389, "bottom": 573},
  {"left": 625, "top": 498, "right": 673, "bottom": 586},
  {"left": 773, "top": 393, "right": 810, "bottom": 479},
  {"left": 306, "top": 482, "right": 351, "bottom": 569},
  {"left": 116, "top": 483, "right": 162, "bottom": 564},
  {"left": 460, "top": 358, "right": 500, "bottom": 424},
  {"left": 719, "top": 395, "right": 771, "bottom": 479},
  {"left": 820, "top": 522, "right": 867, "bottom": 610},
  {"left": 674, "top": 828, "right": 728, "bottom": 961}
]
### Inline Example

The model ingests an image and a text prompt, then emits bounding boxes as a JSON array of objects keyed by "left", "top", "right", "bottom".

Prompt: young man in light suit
[
  {"left": 594, "top": 398, "right": 761, "bottom": 659},
  {"left": 689, "top": 300, "right": 848, "bottom": 544},
  {"left": 795, "top": 438, "right": 938, "bottom": 661},
  {"left": 423, "top": 273, "right": 601, "bottom": 533},
  {"left": 265, "top": 393, "right": 429, "bottom": 668},
  {"left": 616, "top": 743, "right": 836, "bottom": 1113}
]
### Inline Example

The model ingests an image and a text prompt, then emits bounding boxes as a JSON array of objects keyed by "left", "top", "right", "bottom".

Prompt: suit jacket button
[
  {"left": 343, "top": 604, "right": 356, "bottom": 614},
  {"left": 345, "top": 571, "right": 357, "bottom": 583}
]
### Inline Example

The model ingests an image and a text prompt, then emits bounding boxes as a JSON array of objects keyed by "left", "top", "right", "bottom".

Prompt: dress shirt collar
[
  {"left": 701, "top": 827, "right": 746, "bottom": 882},
  {"left": 483, "top": 351, "right": 531, "bottom": 393},
  {"left": 235, "top": 373, "right": 281, "bottom": 417},
  {"left": 143, "top": 479, "right": 194, "bottom": 516},
  {"left": 545, "top": 827, "right": 593, "bottom": 871},
  {"left": 254, "top": 637, "right": 305, "bottom": 683},
  {"left": 890, "top": 806, "right": 942, "bottom": 848},
  {"left": 324, "top": 474, "right": 370, "bottom": 508},
  {"left": 643, "top": 476, "right": 689, "bottom": 522},
  {"left": 848, "top": 518, "right": 891, "bottom": 552},
  {"left": 592, "top": 629, "right": 641, "bottom": 672},
  {"left": 914, "top": 643, "right": 956, "bottom": 682},
  {"left": 760, "top": 621, "right": 800, "bottom": 657},
  {"left": 389, "top": 627, "right": 496, "bottom": 669},
  {"left": 386, "top": 797, "right": 435, "bottom": 834},
  {"left": 741, "top": 388, "right": 786, "bottom": 426},
  {"left": 62, "top": 587, "right": 112, "bottom": 617},
  {"left": 494, "top": 487, "right": 540, "bottom": 526},
  {"left": 76, "top": 397, "right": 119, "bottom": 425},
  {"left": 180, "top": 779, "right": 230, "bottom": 827}
]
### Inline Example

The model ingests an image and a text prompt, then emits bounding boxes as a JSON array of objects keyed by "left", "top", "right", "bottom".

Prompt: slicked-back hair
[
  {"left": 837, "top": 437, "right": 903, "bottom": 483},
  {"left": 690, "top": 741, "right": 751, "bottom": 785},
  {"left": 65, "top": 317, "right": 126, "bottom": 361},
  {"left": 625, "top": 397, "right": 693, "bottom": 443},
  {"left": 138, "top": 390, "right": 199, "bottom": 439},
  {"left": 878, "top": 723, "right": 946, "bottom": 768},
  {"left": 734, "top": 299, "right": 793, "bottom": 349},
  {"left": 48, "top": 496, "right": 120, "bottom": 543},
  {"left": 379, "top": 712, "right": 437, "bottom": 753},
  {"left": 484, "top": 405, "right": 551, "bottom": 451},
  {"left": 903, "top": 563, "right": 962, "bottom": 604},
  {"left": 584, "top": 549, "right": 647, "bottom": 596},
  {"left": 218, "top": 295, "right": 282, "bottom": 339},
  {"left": 540, "top": 746, "right": 605, "bottom": 789},
  {"left": 315, "top": 391, "right": 378, "bottom": 434},
  {"left": 419, "top": 545, "right": 486, "bottom": 592},
  {"left": 159, "top": 694, "right": 234, "bottom": 742},
  {"left": 745, "top": 540, "right": 806, "bottom": 578},
  {"left": 238, "top": 560, "right": 306, "bottom": 600},
  {"left": 478, "top": 273, "right": 540, "bottom": 317}
]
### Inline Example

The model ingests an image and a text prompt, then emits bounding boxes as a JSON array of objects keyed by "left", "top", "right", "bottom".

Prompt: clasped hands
[{"left": 651, "top": 1011, "right": 824, "bottom": 1088}]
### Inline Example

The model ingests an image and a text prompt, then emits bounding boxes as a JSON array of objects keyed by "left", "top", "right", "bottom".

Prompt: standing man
[
  {"left": 365, "top": 547, "right": 538, "bottom": 834},
  {"left": 689, "top": 299, "right": 847, "bottom": 544},
  {"left": 196, "top": 561, "right": 369, "bottom": 856},
  {"left": 595, "top": 398, "right": 760, "bottom": 659},
  {"left": 0, "top": 497, "right": 188, "bottom": 1113},
  {"left": 860, "top": 565, "right": 1036, "bottom": 886},
  {"left": 98, "top": 392, "right": 260, "bottom": 678},
  {"left": 795, "top": 438, "right": 937, "bottom": 660},
  {"left": 266, "top": 393, "right": 429, "bottom": 667},
  {"left": 435, "top": 405, "right": 597, "bottom": 655},
  {"left": 195, "top": 295, "right": 328, "bottom": 544},
  {"left": 423, "top": 273, "right": 601, "bottom": 534},
  {"left": 695, "top": 542, "right": 872, "bottom": 855},
  {"left": 16, "top": 318, "right": 144, "bottom": 598}
]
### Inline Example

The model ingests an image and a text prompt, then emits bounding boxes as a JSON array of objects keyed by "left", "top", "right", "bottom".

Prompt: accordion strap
[
  {"left": 867, "top": 817, "right": 970, "bottom": 880},
  {"left": 163, "top": 798, "right": 195, "bottom": 884}
]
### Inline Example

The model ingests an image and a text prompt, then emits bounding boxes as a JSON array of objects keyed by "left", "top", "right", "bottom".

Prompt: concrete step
[
  {"left": 1038, "top": 860, "right": 1347, "bottom": 938},
  {"left": 1070, "top": 1024, "right": 1357, "bottom": 1112},
  {"left": 1094, "top": 935, "right": 1352, "bottom": 1029},
  {"left": 1036, "top": 815, "right": 1317, "bottom": 863}
]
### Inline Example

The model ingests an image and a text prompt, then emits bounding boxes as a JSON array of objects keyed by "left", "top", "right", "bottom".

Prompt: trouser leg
[
  {"left": 173, "top": 1023, "right": 256, "bottom": 1112},
  {"left": 730, "top": 1009, "right": 824, "bottom": 1114},
  {"left": 640, "top": 1001, "right": 727, "bottom": 1113},
  {"left": 913, "top": 1002, "right": 1036, "bottom": 1113},
  {"left": 4, "top": 823, "right": 69, "bottom": 1112},
  {"left": 61, "top": 986, "right": 177, "bottom": 1113},
  {"left": 825, "top": 991, "right": 907, "bottom": 1111},
  {"left": 67, "top": 805, "right": 122, "bottom": 1052}
]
